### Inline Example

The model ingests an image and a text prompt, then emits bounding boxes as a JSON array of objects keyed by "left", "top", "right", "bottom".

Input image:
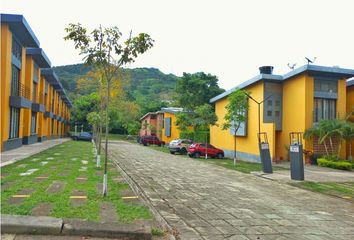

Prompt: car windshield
[{"left": 170, "top": 140, "right": 180, "bottom": 144}]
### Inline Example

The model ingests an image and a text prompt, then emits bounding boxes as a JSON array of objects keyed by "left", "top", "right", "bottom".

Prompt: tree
[
  {"left": 193, "top": 104, "right": 218, "bottom": 159},
  {"left": 175, "top": 72, "right": 224, "bottom": 111},
  {"left": 65, "top": 23, "right": 153, "bottom": 196},
  {"left": 71, "top": 92, "right": 99, "bottom": 130},
  {"left": 221, "top": 89, "right": 249, "bottom": 165}
]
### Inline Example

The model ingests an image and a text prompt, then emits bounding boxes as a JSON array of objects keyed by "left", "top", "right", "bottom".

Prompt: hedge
[{"left": 317, "top": 158, "right": 353, "bottom": 171}]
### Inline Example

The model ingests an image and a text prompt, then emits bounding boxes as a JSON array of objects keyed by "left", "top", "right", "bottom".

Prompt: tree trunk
[
  {"left": 323, "top": 139, "right": 329, "bottom": 156},
  {"left": 329, "top": 136, "right": 334, "bottom": 154},
  {"left": 233, "top": 134, "right": 237, "bottom": 165},
  {"left": 205, "top": 130, "right": 208, "bottom": 159},
  {"left": 103, "top": 80, "right": 110, "bottom": 197},
  {"left": 349, "top": 139, "right": 353, "bottom": 161}
]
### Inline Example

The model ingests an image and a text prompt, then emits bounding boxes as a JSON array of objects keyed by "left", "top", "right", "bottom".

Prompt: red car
[
  {"left": 140, "top": 135, "right": 165, "bottom": 146},
  {"left": 188, "top": 143, "right": 224, "bottom": 159}
]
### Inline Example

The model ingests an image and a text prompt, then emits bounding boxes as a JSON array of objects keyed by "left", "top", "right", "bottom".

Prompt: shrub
[{"left": 317, "top": 158, "right": 352, "bottom": 171}]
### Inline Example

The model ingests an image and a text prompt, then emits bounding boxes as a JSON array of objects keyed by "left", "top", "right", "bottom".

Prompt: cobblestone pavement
[{"left": 108, "top": 141, "right": 354, "bottom": 240}]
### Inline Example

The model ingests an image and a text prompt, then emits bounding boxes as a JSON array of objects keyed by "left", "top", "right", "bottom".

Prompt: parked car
[
  {"left": 140, "top": 135, "right": 165, "bottom": 146},
  {"left": 71, "top": 132, "right": 92, "bottom": 141},
  {"left": 188, "top": 143, "right": 224, "bottom": 159},
  {"left": 169, "top": 139, "right": 193, "bottom": 155}
]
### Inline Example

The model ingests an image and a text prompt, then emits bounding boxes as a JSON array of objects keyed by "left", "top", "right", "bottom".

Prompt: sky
[{"left": 2, "top": 0, "right": 354, "bottom": 90}]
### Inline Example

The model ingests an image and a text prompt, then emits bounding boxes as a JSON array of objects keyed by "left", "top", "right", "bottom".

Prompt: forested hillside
[{"left": 53, "top": 64, "right": 178, "bottom": 113}]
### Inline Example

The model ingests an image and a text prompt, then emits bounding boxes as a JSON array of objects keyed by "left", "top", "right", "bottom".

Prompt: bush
[{"left": 317, "top": 158, "right": 352, "bottom": 171}]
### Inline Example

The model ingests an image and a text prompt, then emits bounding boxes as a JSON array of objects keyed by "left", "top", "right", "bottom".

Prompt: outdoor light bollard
[
  {"left": 289, "top": 132, "right": 304, "bottom": 180},
  {"left": 258, "top": 132, "right": 273, "bottom": 174}
]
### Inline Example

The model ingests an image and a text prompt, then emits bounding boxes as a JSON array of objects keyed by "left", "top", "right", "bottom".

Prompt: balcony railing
[{"left": 11, "top": 82, "right": 31, "bottom": 99}]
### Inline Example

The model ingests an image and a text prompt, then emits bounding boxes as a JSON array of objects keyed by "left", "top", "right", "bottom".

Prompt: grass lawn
[
  {"left": 144, "top": 143, "right": 286, "bottom": 174},
  {"left": 290, "top": 182, "right": 354, "bottom": 202},
  {"left": 0, "top": 140, "right": 151, "bottom": 222}
]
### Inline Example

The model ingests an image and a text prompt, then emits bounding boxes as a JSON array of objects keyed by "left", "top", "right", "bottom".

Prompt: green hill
[{"left": 53, "top": 64, "right": 179, "bottom": 113}]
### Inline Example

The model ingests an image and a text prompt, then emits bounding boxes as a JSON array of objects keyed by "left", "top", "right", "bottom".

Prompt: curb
[
  {"left": 108, "top": 150, "right": 177, "bottom": 240},
  {"left": 1, "top": 214, "right": 152, "bottom": 239}
]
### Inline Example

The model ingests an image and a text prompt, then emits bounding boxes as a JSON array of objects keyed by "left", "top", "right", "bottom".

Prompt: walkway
[
  {"left": 0, "top": 138, "right": 70, "bottom": 167},
  {"left": 108, "top": 141, "right": 354, "bottom": 240},
  {"left": 253, "top": 162, "right": 354, "bottom": 183}
]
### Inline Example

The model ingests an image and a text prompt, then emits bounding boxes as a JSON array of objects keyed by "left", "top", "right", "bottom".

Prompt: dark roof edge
[{"left": 210, "top": 65, "right": 354, "bottom": 103}]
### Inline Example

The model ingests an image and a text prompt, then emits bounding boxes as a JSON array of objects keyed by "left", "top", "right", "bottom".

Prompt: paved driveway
[{"left": 108, "top": 141, "right": 354, "bottom": 240}]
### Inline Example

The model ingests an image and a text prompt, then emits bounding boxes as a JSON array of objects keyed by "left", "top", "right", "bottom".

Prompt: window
[
  {"left": 12, "top": 37, "right": 22, "bottom": 60},
  {"left": 275, "top": 100, "right": 280, "bottom": 107},
  {"left": 9, "top": 107, "right": 20, "bottom": 139},
  {"left": 45, "top": 80, "right": 48, "bottom": 93},
  {"left": 31, "top": 112, "right": 37, "bottom": 134},
  {"left": 32, "top": 83, "right": 37, "bottom": 102},
  {"left": 51, "top": 119, "right": 54, "bottom": 134},
  {"left": 11, "top": 65, "right": 20, "bottom": 96},
  {"left": 315, "top": 80, "right": 337, "bottom": 93},
  {"left": 267, "top": 100, "right": 272, "bottom": 106},
  {"left": 314, "top": 98, "right": 336, "bottom": 122},
  {"left": 267, "top": 111, "right": 272, "bottom": 117},
  {"left": 275, "top": 111, "right": 280, "bottom": 117},
  {"left": 33, "top": 64, "right": 39, "bottom": 81}
]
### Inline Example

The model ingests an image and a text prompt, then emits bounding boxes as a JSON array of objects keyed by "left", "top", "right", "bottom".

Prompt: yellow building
[
  {"left": 1, "top": 14, "right": 72, "bottom": 151},
  {"left": 159, "top": 108, "right": 186, "bottom": 144},
  {"left": 210, "top": 65, "right": 354, "bottom": 162}
]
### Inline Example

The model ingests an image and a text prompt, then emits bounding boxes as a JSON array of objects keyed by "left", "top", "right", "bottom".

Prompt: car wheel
[
  {"left": 170, "top": 151, "right": 175, "bottom": 154},
  {"left": 217, "top": 153, "right": 224, "bottom": 159},
  {"left": 180, "top": 148, "right": 187, "bottom": 155},
  {"left": 143, "top": 142, "right": 147, "bottom": 146},
  {"left": 194, "top": 152, "right": 201, "bottom": 158}
]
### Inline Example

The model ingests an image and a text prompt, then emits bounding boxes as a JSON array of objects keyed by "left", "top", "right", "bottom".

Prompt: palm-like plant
[
  {"left": 340, "top": 121, "right": 354, "bottom": 160},
  {"left": 304, "top": 124, "right": 329, "bottom": 156}
]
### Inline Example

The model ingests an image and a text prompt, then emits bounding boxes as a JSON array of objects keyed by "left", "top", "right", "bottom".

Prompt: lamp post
[
  {"left": 244, "top": 93, "right": 272, "bottom": 139},
  {"left": 245, "top": 93, "right": 273, "bottom": 173}
]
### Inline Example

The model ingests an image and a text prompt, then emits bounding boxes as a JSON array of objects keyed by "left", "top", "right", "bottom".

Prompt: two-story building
[
  {"left": 210, "top": 65, "right": 354, "bottom": 162},
  {"left": 1, "top": 14, "right": 72, "bottom": 151}
]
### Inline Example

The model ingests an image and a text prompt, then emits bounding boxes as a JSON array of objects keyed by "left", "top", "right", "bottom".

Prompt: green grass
[
  {"left": 1, "top": 140, "right": 151, "bottom": 222},
  {"left": 143, "top": 143, "right": 285, "bottom": 174},
  {"left": 290, "top": 182, "right": 354, "bottom": 201},
  {"left": 194, "top": 157, "right": 286, "bottom": 173}
]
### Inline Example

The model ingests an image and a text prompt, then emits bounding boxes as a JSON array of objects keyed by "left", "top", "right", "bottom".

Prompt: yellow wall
[
  {"left": 278, "top": 73, "right": 313, "bottom": 160},
  {"left": 161, "top": 112, "right": 181, "bottom": 143},
  {"left": 1, "top": 24, "right": 12, "bottom": 151},
  {"left": 23, "top": 56, "right": 34, "bottom": 138},
  {"left": 337, "top": 79, "right": 347, "bottom": 158},
  {"left": 210, "top": 81, "right": 276, "bottom": 161},
  {"left": 346, "top": 85, "right": 354, "bottom": 158}
]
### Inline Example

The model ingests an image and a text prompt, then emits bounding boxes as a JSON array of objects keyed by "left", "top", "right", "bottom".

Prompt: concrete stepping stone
[
  {"left": 59, "top": 170, "right": 71, "bottom": 177},
  {"left": 112, "top": 177, "right": 126, "bottom": 183},
  {"left": 40, "top": 161, "right": 48, "bottom": 166},
  {"left": 71, "top": 158, "right": 78, "bottom": 161},
  {"left": 99, "top": 202, "right": 118, "bottom": 222},
  {"left": 0, "top": 173, "right": 9, "bottom": 179},
  {"left": 46, "top": 157, "right": 54, "bottom": 160},
  {"left": 120, "top": 189, "right": 142, "bottom": 205},
  {"left": 34, "top": 175, "right": 49, "bottom": 182},
  {"left": 31, "top": 203, "right": 53, "bottom": 216},
  {"left": 54, "top": 153, "right": 61, "bottom": 156},
  {"left": 46, "top": 181, "right": 66, "bottom": 194},
  {"left": 96, "top": 183, "right": 103, "bottom": 195},
  {"left": 1, "top": 181, "right": 14, "bottom": 190},
  {"left": 96, "top": 171, "right": 103, "bottom": 177},
  {"left": 79, "top": 166, "right": 87, "bottom": 172},
  {"left": 30, "top": 158, "right": 39, "bottom": 162},
  {"left": 81, "top": 160, "right": 88, "bottom": 165},
  {"left": 9, "top": 188, "right": 35, "bottom": 205},
  {"left": 76, "top": 177, "right": 87, "bottom": 183},
  {"left": 70, "top": 190, "right": 87, "bottom": 207},
  {"left": 17, "top": 164, "right": 27, "bottom": 168},
  {"left": 19, "top": 169, "right": 38, "bottom": 176}
]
